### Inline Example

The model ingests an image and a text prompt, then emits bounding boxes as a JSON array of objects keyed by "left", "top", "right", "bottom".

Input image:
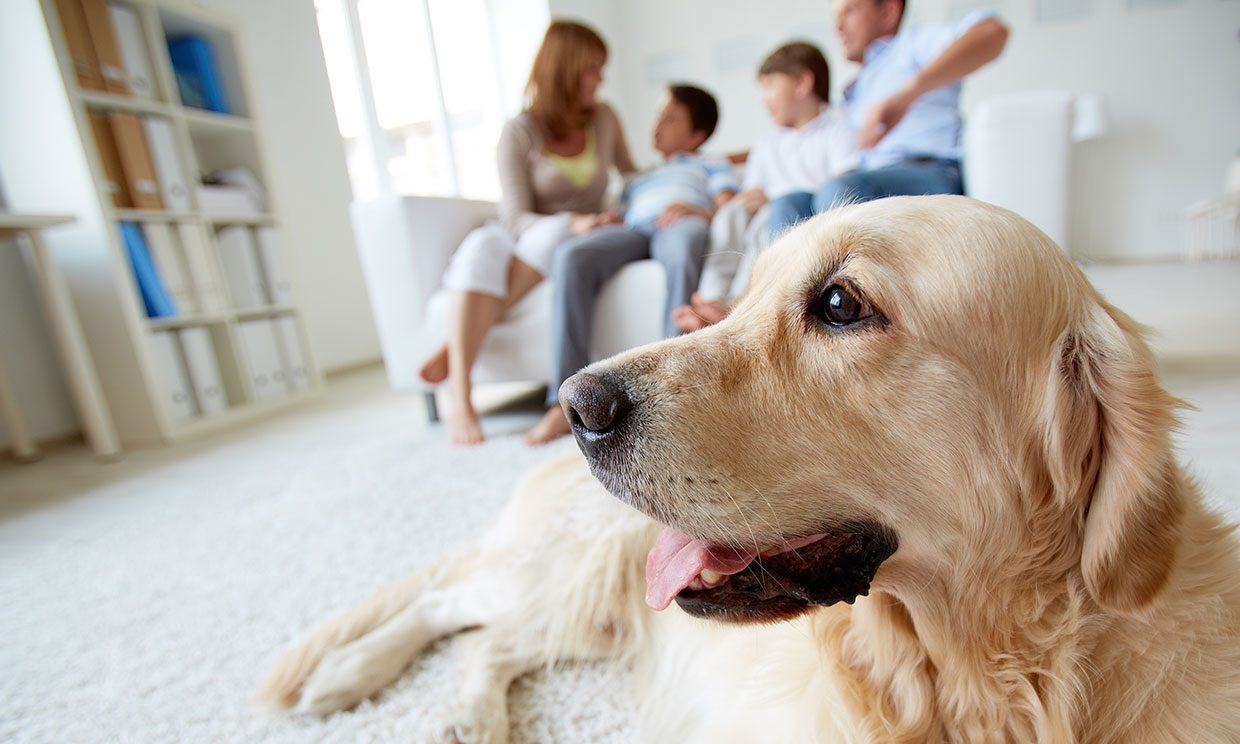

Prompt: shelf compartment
[
  {"left": 162, "top": 385, "right": 319, "bottom": 441},
  {"left": 158, "top": 6, "right": 250, "bottom": 118}
]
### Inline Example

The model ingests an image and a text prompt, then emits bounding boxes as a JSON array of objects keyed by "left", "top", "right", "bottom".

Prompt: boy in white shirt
[{"left": 673, "top": 42, "right": 858, "bottom": 332}]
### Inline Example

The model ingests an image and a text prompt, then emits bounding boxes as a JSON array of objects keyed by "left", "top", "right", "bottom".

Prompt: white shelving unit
[{"left": 2, "top": 0, "right": 322, "bottom": 448}]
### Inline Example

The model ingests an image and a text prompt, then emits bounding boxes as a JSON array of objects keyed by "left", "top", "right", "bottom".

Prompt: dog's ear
[{"left": 1041, "top": 301, "right": 1185, "bottom": 613}]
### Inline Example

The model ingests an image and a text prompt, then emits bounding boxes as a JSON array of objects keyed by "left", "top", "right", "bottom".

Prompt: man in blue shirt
[{"left": 768, "top": 0, "right": 1009, "bottom": 234}]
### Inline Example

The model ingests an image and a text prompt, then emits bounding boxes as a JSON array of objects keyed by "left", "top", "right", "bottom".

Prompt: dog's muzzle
[{"left": 559, "top": 373, "right": 633, "bottom": 457}]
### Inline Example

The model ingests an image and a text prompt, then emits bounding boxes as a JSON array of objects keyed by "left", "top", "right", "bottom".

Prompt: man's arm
[{"left": 857, "top": 18, "right": 1009, "bottom": 149}]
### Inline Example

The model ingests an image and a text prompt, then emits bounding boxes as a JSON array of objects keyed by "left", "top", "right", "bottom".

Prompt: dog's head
[{"left": 562, "top": 195, "right": 1184, "bottom": 625}]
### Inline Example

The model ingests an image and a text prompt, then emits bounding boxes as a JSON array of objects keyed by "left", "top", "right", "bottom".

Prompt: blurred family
[{"left": 421, "top": 0, "right": 1009, "bottom": 445}]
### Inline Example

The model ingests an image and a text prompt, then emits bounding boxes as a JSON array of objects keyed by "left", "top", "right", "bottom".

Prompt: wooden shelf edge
[
  {"left": 112, "top": 208, "right": 200, "bottom": 222},
  {"left": 78, "top": 90, "right": 176, "bottom": 117},
  {"left": 181, "top": 107, "right": 254, "bottom": 133},
  {"left": 203, "top": 212, "right": 275, "bottom": 225}
]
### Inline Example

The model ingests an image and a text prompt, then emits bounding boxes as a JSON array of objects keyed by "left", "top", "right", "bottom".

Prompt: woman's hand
[
  {"left": 737, "top": 188, "right": 768, "bottom": 212},
  {"left": 656, "top": 203, "right": 712, "bottom": 228},
  {"left": 570, "top": 211, "right": 620, "bottom": 236}
]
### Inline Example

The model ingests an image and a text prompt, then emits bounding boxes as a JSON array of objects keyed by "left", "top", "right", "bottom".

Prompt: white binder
[
  {"left": 216, "top": 226, "right": 267, "bottom": 308},
  {"left": 178, "top": 326, "right": 228, "bottom": 415},
  {"left": 237, "top": 319, "right": 290, "bottom": 402},
  {"left": 143, "top": 223, "right": 198, "bottom": 314},
  {"left": 150, "top": 330, "right": 197, "bottom": 421},
  {"left": 178, "top": 224, "right": 230, "bottom": 312},
  {"left": 254, "top": 227, "right": 294, "bottom": 305},
  {"left": 108, "top": 3, "right": 156, "bottom": 100},
  {"left": 274, "top": 316, "right": 312, "bottom": 392},
  {"left": 142, "top": 117, "right": 193, "bottom": 212}
]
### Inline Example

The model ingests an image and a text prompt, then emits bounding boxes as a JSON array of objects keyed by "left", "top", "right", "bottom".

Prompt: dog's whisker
[
  {"left": 726, "top": 471, "right": 792, "bottom": 552},
  {"left": 734, "top": 473, "right": 788, "bottom": 542},
  {"left": 715, "top": 488, "right": 782, "bottom": 589}
]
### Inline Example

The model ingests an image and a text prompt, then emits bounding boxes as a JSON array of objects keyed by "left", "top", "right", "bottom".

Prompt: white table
[{"left": 0, "top": 213, "right": 121, "bottom": 461}]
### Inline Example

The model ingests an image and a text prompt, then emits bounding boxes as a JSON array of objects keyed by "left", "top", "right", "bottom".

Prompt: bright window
[{"left": 314, "top": 0, "right": 546, "bottom": 201}]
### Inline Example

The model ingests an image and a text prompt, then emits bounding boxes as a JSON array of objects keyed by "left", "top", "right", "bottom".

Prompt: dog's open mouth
[{"left": 646, "top": 526, "right": 897, "bottom": 622}]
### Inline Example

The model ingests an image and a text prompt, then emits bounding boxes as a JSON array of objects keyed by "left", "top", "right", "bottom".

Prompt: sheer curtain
[{"left": 314, "top": 0, "right": 549, "bottom": 202}]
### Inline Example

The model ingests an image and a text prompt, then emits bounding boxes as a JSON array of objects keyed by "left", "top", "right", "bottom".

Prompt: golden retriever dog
[{"left": 256, "top": 196, "right": 1240, "bottom": 742}]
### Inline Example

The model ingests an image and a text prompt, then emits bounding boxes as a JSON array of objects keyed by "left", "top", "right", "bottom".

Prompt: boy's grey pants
[{"left": 546, "top": 217, "right": 708, "bottom": 405}]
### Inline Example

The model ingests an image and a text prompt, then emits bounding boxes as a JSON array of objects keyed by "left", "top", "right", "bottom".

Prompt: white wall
[
  {"left": 0, "top": 0, "right": 119, "bottom": 450},
  {"left": 590, "top": 0, "right": 1240, "bottom": 260},
  {"left": 0, "top": 2, "right": 79, "bottom": 451},
  {"left": 195, "top": 0, "right": 380, "bottom": 372},
  {"left": 489, "top": 0, "right": 552, "bottom": 116},
  {"left": 0, "top": 242, "right": 79, "bottom": 448},
  {"left": 956, "top": 0, "right": 1240, "bottom": 261},
  {"left": 546, "top": 0, "right": 634, "bottom": 118}
]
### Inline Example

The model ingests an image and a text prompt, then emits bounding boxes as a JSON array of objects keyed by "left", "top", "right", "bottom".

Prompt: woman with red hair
[{"left": 419, "top": 21, "right": 636, "bottom": 444}]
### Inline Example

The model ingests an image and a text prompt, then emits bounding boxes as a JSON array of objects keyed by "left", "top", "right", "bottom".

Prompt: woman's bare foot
[
  {"left": 671, "top": 293, "right": 730, "bottom": 333},
  {"left": 446, "top": 400, "right": 484, "bottom": 445},
  {"left": 523, "top": 405, "right": 572, "bottom": 446},
  {"left": 418, "top": 344, "right": 450, "bottom": 385},
  {"left": 671, "top": 304, "right": 709, "bottom": 333},
  {"left": 689, "top": 293, "right": 729, "bottom": 326}
]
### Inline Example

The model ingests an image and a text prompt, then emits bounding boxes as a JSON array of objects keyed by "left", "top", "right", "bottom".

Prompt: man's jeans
[{"left": 767, "top": 158, "right": 964, "bottom": 239}]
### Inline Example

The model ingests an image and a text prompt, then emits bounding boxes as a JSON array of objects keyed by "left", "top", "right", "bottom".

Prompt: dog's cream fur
[{"left": 257, "top": 196, "right": 1240, "bottom": 743}]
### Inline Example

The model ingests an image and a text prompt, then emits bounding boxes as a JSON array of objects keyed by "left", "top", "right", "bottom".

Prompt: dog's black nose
[{"left": 559, "top": 373, "right": 631, "bottom": 435}]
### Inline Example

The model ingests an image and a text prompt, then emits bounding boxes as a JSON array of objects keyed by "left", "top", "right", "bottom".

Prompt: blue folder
[
  {"left": 119, "top": 222, "right": 177, "bottom": 318},
  {"left": 167, "top": 35, "right": 229, "bottom": 114}
]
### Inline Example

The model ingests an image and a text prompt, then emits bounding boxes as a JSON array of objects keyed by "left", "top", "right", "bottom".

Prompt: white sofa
[
  {"left": 351, "top": 195, "right": 667, "bottom": 418},
  {"left": 352, "top": 91, "right": 1078, "bottom": 420},
  {"left": 963, "top": 90, "right": 1074, "bottom": 249}
]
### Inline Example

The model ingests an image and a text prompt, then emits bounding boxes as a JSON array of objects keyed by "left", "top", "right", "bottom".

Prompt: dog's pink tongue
[{"left": 646, "top": 528, "right": 757, "bottom": 611}]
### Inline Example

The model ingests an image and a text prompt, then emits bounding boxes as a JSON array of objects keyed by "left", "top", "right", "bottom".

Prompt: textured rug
[
  {"left": 2, "top": 361, "right": 1238, "bottom": 743},
  {"left": 0, "top": 385, "right": 635, "bottom": 744}
]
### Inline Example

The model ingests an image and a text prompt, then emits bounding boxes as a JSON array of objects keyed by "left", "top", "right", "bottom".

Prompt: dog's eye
[{"left": 816, "top": 284, "right": 874, "bottom": 327}]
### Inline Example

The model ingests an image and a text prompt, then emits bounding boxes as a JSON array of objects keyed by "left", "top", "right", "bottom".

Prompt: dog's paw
[
  {"left": 439, "top": 723, "right": 503, "bottom": 744},
  {"left": 295, "top": 643, "right": 407, "bottom": 716},
  {"left": 439, "top": 696, "right": 509, "bottom": 744}
]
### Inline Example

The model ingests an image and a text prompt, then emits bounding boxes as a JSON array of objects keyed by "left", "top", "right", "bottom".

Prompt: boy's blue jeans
[
  {"left": 768, "top": 158, "right": 964, "bottom": 239},
  {"left": 546, "top": 217, "right": 708, "bottom": 405}
]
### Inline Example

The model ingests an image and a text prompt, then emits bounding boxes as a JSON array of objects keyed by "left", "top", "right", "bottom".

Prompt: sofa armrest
[
  {"left": 963, "top": 91, "right": 1073, "bottom": 249},
  {"left": 351, "top": 195, "right": 498, "bottom": 390}
]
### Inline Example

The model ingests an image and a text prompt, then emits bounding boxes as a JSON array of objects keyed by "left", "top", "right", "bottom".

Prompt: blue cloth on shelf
[
  {"left": 167, "top": 35, "right": 229, "bottom": 114},
  {"left": 118, "top": 222, "right": 177, "bottom": 318}
]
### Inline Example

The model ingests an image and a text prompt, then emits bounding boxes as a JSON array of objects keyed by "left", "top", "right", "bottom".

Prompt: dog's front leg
[
  {"left": 437, "top": 627, "right": 546, "bottom": 744},
  {"left": 296, "top": 558, "right": 519, "bottom": 716}
]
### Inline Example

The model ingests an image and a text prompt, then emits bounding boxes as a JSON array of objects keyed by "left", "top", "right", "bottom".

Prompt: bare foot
[
  {"left": 671, "top": 304, "right": 709, "bottom": 333},
  {"left": 446, "top": 404, "right": 484, "bottom": 445},
  {"left": 689, "top": 293, "right": 730, "bottom": 325},
  {"left": 523, "top": 405, "right": 572, "bottom": 446},
  {"left": 418, "top": 344, "right": 449, "bottom": 385}
]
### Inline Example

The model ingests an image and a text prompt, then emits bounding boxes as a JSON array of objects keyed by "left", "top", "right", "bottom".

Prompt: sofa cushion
[{"left": 422, "top": 258, "right": 668, "bottom": 389}]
